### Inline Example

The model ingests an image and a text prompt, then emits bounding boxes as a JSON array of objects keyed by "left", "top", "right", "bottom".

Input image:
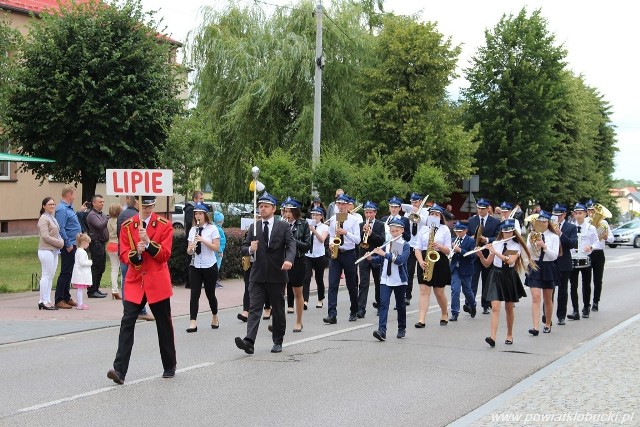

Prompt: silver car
[{"left": 609, "top": 219, "right": 640, "bottom": 248}]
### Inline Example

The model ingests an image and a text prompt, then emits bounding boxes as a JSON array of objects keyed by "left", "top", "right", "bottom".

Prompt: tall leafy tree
[
  {"left": 358, "top": 15, "right": 475, "bottom": 195},
  {"left": 188, "top": 0, "right": 372, "bottom": 201},
  {"left": 463, "top": 8, "right": 567, "bottom": 206},
  {"left": 0, "top": 15, "right": 22, "bottom": 133},
  {"left": 5, "top": 0, "right": 184, "bottom": 202}
]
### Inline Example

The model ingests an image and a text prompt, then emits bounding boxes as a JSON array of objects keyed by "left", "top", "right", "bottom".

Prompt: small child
[
  {"left": 71, "top": 233, "right": 93, "bottom": 310},
  {"left": 369, "top": 219, "right": 411, "bottom": 341},
  {"left": 213, "top": 211, "right": 226, "bottom": 288}
]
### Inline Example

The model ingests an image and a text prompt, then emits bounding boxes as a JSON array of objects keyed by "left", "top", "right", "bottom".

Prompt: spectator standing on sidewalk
[
  {"left": 71, "top": 233, "right": 93, "bottom": 310},
  {"left": 213, "top": 211, "right": 226, "bottom": 288},
  {"left": 37, "top": 197, "right": 64, "bottom": 310},
  {"left": 107, "top": 203, "right": 123, "bottom": 300},
  {"left": 86, "top": 195, "right": 108, "bottom": 298},
  {"left": 54, "top": 185, "right": 81, "bottom": 309}
]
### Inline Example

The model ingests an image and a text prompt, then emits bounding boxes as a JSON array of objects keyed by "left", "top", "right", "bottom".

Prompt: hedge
[{"left": 168, "top": 227, "right": 246, "bottom": 285}]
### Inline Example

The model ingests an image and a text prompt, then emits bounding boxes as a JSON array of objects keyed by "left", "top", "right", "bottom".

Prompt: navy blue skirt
[
  {"left": 525, "top": 261, "right": 559, "bottom": 289},
  {"left": 483, "top": 266, "right": 527, "bottom": 303}
]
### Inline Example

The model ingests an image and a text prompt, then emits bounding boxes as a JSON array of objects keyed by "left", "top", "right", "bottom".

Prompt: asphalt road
[{"left": 1, "top": 247, "right": 638, "bottom": 426}]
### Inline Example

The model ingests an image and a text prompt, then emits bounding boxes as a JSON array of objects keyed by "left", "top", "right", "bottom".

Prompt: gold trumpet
[
  {"left": 360, "top": 219, "right": 372, "bottom": 249},
  {"left": 408, "top": 195, "right": 429, "bottom": 223}
]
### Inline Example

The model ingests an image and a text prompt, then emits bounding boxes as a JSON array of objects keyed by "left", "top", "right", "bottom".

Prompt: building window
[{"left": 0, "top": 141, "right": 10, "bottom": 180}]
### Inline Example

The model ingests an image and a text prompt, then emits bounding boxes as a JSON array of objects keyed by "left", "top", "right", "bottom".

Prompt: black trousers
[
  {"left": 303, "top": 256, "right": 327, "bottom": 302},
  {"left": 556, "top": 270, "right": 571, "bottom": 319},
  {"left": 357, "top": 259, "right": 381, "bottom": 313},
  {"left": 55, "top": 246, "right": 75, "bottom": 304},
  {"left": 590, "top": 250, "right": 605, "bottom": 304},
  {"left": 471, "top": 258, "right": 491, "bottom": 309},
  {"left": 242, "top": 267, "right": 271, "bottom": 312},
  {"left": 113, "top": 296, "right": 176, "bottom": 378},
  {"left": 88, "top": 240, "right": 106, "bottom": 293},
  {"left": 405, "top": 248, "right": 418, "bottom": 300},
  {"left": 569, "top": 267, "right": 592, "bottom": 311},
  {"left": 245, "top": 282, "right": 285, "bottom": 345},
  {"left": 189, "top": 265, "right": 218, "bottom": 320}
]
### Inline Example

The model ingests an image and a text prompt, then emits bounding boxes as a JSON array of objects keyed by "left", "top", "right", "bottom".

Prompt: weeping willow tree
[{"left": 187, "top": 0, "right": 373, "bottom": 200}]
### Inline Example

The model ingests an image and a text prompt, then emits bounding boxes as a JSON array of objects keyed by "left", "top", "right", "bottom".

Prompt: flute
[
  {"left": 354, "top": 235, "right": 401, "bottom": 264},
  {"left": 463, "top": 236, "right": 514, "bottom": 257}
]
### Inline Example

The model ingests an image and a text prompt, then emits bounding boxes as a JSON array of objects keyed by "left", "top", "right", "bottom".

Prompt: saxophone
[
  {"left": 331, "top": 213, "right": 348, "bottom": 259},
  {"left": 423, "top": 224, "right": 440, "bottom": 281}
]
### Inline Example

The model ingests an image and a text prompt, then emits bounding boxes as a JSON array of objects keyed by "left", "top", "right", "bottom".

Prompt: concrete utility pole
[{"left": 311, "top": 2, "right": 323, "bottom": 170}]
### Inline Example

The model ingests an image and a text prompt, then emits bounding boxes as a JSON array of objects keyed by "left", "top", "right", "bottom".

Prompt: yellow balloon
[{"left": 249, "top": 181, "right": 256, "bottom": 191}]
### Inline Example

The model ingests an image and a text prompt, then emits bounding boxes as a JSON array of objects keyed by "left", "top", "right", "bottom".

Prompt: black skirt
[
  {"left": 288, "top": 256, "right": 306, "bottom": 285},
  {"left": 483, "top": 266, "right": 527, "bottom": 303},
  {"left": 525, "top": 261, "right": 559, "bottom": 289},
  {"left": 417, "top": 251, "right": 451, "bottom": 287}
]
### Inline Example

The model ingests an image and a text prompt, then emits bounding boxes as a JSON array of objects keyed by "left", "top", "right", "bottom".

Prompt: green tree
[
  {"left": 463, "top": 8, "right": 567, "bottom": 206},
  {"left": 0, "top": 14, "right": 23, "bottom": 133},
  {"left": 358, "top": 15, "right": 475, "bottom": 192},
  {"left": 5, "top": 0, "right": 184, "bottom": 202},
  {"left": 254, "top": 148, "right": 313, "bottom": 205},
  {"left": 188, "top": 1, "right": 372, "bottom": 201}
]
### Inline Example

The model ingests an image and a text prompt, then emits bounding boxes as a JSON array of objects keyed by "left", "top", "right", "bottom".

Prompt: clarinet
[{"left": 190, "top": 219, "right": 201, "bottom": 266}]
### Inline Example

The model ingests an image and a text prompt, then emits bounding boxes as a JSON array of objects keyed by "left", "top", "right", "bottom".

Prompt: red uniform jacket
[{"left": 119, "top": 212, "right": 173, "bottom": 304}]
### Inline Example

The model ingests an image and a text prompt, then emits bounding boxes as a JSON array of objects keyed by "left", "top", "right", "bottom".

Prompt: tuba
[
  {"left": 591, "top": 203, "right": 612, "bottom": 241},
  {"left": 423, "top": 224, "right": 440, "bottom": 281}
]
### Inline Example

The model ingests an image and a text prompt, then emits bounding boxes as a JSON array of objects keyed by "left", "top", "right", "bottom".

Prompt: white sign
[{"left": 106, "top": 169, "right": 173, "bottom": 196}]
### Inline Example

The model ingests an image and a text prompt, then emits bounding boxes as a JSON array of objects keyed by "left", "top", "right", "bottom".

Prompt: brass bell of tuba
[{"left": 591, "top": 203, "right": 612, "bottom": 241}]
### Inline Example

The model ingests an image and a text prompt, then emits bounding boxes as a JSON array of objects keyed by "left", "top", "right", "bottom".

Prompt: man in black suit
[
  {"left": 356, "top": 201, "right": 386, "bottom": 317},
  {"left": 235, "top": 192, "right": 296, "bottom": 354},
  {"left": 552, "top": 203, "right": 577, "bottom": 325},
  {"left": 466, "top": 198, "right": 500, "bottom": 314}
]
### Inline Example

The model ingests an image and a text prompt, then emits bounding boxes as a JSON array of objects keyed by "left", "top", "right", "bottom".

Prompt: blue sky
[{"left": 141, "top": 0, "right": 639, "bottom": 182}]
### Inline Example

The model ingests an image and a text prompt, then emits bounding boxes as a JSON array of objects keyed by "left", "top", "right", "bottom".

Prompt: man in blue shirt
[{"left": 54, "top": 185, "right": 82, "bottom": 308}]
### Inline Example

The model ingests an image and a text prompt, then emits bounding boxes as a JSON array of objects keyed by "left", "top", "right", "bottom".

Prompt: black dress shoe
[
  {"left": 397, "top": 329, "right": 406, "bottom": 339},
  {"left": 373, "top": 330, "right": 386, "bottom": 341},
  {"left": 471, "top": 306, "right": 477, "bottom": 318},
  {"left": 543, "top": 326, "right": 551, "bottom": 333},
  {"left": 323, "top": 316, "right": 337, "bottom": 324},
  {"left": 414, "top": 321, "right": 425, "bottom": 328},
  {"left": 558, "top": 318, "right": 566, "bottom": 325},
  {"left": 485, "top": 337, "right": 495, "bottom": 347},
  {"left": 482, "top": 307, "right": 490, "bottom": 315},
  {"left": 449, "top": 313, "right": 458, "bottom": 322},
  {"left": 356, "top": 310, "right": 365, "bottom": 319},
  {"left": 234, "top": 337, "right": 254, "bottom": 354},
  {"left": 271, "top": 344, "right": 282, "bottom": 353},
  {"left": 405, "top": 298, "right": 411, "bottom": 306},
  {"left": 582, "top": 307, "right": 590, "bottom": 318},
  {"left": 372, "top": 302, "right": 379, "bottom": 309},
  {"left": 567, "top": 311, "right": 580, "bottom": 320},
  {"left": 440, "top": 319, "right": 448, "bottom": 326},
  {"left": 97, "top": 290, "right": 107, "bottom": 296},
  {"left": 88, "top": 292, "right": 106, "bottom": 298},
  {"left": 592, "top": 302, "right": 599, "bottom": 311},
  {"left": 162, "top": 366, "right": 176, "bottom": 378},
  {"left": 268, "top": 324, "right": 273, "bottom": 332},
  {"left": 528, "top": 328, "right": 539, "bottom": 336},
  {"left": 107, "top": 369, "right": 124, "bottom": 385},
  {"left": 237, "top": 313, "right": 248, "bottom": 322},
  {"left": 463, "top": 304, "right": 470, "bottom": 313},
  {"left": 186, "top": 326, "right": 198, "bottom": 333},
  {"left": 348, "top": 313, "right": 357, "bottom": 322},
  {"left": 505, "top": 339, "right": 513, "bottom": 345}
]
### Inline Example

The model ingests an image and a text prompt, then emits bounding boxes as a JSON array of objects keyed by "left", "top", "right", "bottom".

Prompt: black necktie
[
  {"left": 263, "top": 221, "right": 269, "bottom": 246},
  {"left": 502, "top": 242, "right": 508, "bottom": 254},
  {"left": 481, "top": 217, "right": 485, "bottom": 228},
  {"left": 195, "top": 227, "right": 203, "bottom": 254},
  {"left": 386, "top": 253, "right": 392, "bottom": 276},
  {"left": 577, "top": 226, "right": 581, "bottom": 233},
  {"left": 412, "top": 222, "right": 417, "bottom": 236}
]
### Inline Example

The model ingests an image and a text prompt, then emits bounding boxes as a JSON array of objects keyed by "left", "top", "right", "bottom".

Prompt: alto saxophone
[
  {"left": 423, "top": 225, "right": 440, "bottom": 281},
  {"left": 331, "top": 213, "right": 348, "bottom": 259}
]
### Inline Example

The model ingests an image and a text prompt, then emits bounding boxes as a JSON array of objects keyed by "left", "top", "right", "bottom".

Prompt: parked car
[{"left": 608, "top": 219, "right": 640, "bottom": 248}]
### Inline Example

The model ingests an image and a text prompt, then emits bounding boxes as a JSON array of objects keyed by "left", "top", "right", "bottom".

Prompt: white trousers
[
  {"left": 38, "top": 249, "right": 58, "bottom": 304},
  {"left": 107, "top": 250, "right": 121, "bottom": 292}
]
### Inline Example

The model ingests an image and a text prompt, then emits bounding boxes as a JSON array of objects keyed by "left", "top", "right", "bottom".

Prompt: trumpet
[
  {"left": 355, "top": 235, "right": 401, "bottom": 264},
  {"left": 408, "top": 195, "right": 429, "bottom": 223},
  {"left": 463, "top": 236, "right": 515, "bottom": 257},
  {"left": 360, "top": 219, "right": 372, "bottom": 249},
  {"left": 448, "top": 236, "right": 461, "bottom": 260}
]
